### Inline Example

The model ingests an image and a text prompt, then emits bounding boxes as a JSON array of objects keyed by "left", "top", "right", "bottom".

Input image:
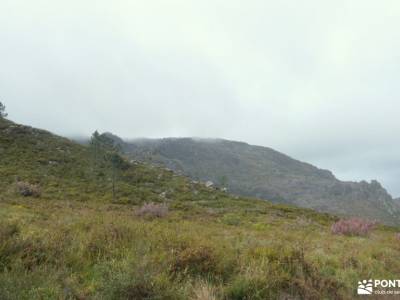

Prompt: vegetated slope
[
  {"left": 1, "top": 118, "right": 400, "bottom": 299},
  {"left": 111, "top": 136, "right": 400, "bottom": 225},
  {"left": 0, "top": 118, "right": 206, "bottom": 205}
]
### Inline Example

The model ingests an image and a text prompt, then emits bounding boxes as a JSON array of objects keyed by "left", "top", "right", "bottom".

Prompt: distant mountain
[{"left": 107, "top": 136, "right": 400, "bottom": 225}]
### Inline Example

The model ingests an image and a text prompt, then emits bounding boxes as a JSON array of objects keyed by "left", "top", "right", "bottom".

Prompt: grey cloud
[{"left": 1, "top": 0, "right": 399, "bottom": 196}]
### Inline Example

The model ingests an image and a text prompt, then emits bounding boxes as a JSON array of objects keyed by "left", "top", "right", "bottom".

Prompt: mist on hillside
[{"left": 2, "top": 1, "right": 400, "bottom": 195}]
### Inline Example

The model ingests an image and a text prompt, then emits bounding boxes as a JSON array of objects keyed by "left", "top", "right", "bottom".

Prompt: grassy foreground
[
  {"left": 1, "top": 118, "right": 400, "bottom": 299},
  {"left": 1, "top": 195, "right": 400, "bottom": 299}
]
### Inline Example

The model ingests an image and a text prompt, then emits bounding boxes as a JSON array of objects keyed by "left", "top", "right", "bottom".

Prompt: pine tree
[
  {"left": 0, "top": 101, "right": 7, "bottom": 118},
  {"left": 89, "top": 131, "right": 126, "bottom": 202},
  {"left": 89, "top": 131, "right": 101, "bottom": 170}
]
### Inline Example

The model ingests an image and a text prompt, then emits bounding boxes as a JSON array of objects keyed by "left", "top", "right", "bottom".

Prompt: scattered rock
[{"left": 205, "top": 181, "right": 214, "bottom": 188}]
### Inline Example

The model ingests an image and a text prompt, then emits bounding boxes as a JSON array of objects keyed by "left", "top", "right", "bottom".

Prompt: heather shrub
[
  {"left": 171, "top": 245, "right": 218, "bottom": 277},
  {"left": 136, "top": 202, "right": 168, "bottom": 218},
  {"left": 395, "top": 233, "right": 400, "bottom": 241},
  {"left": 331, "top": 218, "right": 376, "bottom": 236},
  {"left": 15, "top": 181, "right": 41, "bottom": 197}
]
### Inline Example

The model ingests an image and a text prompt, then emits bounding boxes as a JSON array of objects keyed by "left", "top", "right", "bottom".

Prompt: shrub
[
  {"left": 395, "top": 233, "right": 400, "bottom": 241},
  {"left": 331, "top": 218, "right": 376, "bottom": 236},
  {"left": 171, "top": 245, "right": 218, "bottom": 277},
  {"left": 15, "top": 181, "right": 41, "bottom": 197},
  {"left": 136, "top": 202, "right": 168, "bottom": 218}
]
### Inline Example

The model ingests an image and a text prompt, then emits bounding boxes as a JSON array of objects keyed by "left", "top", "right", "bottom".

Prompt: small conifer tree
[{"left": 0, "top": 101, "right": 7, "bottom": 118}]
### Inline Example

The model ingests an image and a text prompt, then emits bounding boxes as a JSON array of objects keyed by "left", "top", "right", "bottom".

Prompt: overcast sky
[{"left": 1, "top": 1, "right": 400, "bottom": 196}]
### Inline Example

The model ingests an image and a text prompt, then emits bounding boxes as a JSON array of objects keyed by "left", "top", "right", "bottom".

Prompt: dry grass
[
  {"left": 0, "top": 198, "right": 399, "bottom": 299},
  {"left": 191, "top": 281, "right": 217, "bottom": 300}
]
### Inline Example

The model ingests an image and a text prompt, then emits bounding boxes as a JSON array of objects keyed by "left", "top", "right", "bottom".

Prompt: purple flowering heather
[{"left": 331, "top": 218, "right": 377, "bottom": 236}]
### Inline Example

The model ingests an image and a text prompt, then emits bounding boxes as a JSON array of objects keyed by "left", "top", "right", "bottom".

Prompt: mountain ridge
[{"left": 103, "top": 135, "right": 400, "bottom": 225}]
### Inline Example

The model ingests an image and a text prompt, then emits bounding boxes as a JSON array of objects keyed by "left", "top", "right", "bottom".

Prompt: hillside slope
[
  {"left": 111, "top": 136, "right": 400, "bottom": 225},
  {"left": 0, "top": 119, "right": 211, "bottom": 205},
  {"left": 2, "top": 119, "right": 400, "bottom": 299}
]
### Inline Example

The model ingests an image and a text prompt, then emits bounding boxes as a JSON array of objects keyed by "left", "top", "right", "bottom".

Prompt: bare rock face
[{"left": 106, "top": 135, "right": 400, "bottom": 225}]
